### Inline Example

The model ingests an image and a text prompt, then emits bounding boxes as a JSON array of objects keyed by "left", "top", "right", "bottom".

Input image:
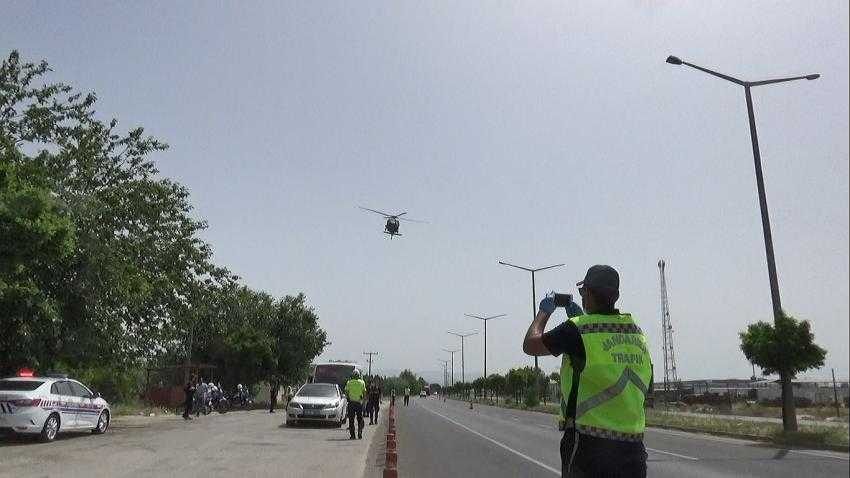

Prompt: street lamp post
[
  {"left": 443, "top": 348, "right": 458, "bottom": 388},
  {"left": 465, "top": 314, "right": 507, "bottom": 387},
  {"left": 666, "top": 54, "right": 819, "bottom": 432},
  {"left": 447, "top": 331, "right": 478, "bottom": 386},
  {"left": 498, "top": 261, "right": 564, "bottom": 374},
  {"left": 438, "top": 359, "right": 449, "bottom": 392}
]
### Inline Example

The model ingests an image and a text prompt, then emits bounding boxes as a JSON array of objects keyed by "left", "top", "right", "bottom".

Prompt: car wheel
[
  {"left": 40, "top": 413, "right": 60, "bottom": 443},
  {"left": 92, "top": 411, "right": 110, "bottom": 434}
]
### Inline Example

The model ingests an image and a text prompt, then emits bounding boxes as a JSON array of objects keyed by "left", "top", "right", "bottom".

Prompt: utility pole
[
  {"left": 448, "top": 332, "right": 477, "bottom": 386},
  {"left": 658, "top": 259, "right": 679, "bottom": 400},
  {"left": 667, "top": 54, "right": 819, "bottom": 432},
  {"left": 363, "top": 351, "right": 378, "bottom": 378},
  {"left": 443, "top": 348, "right": 458, "bottom": 389},
  {"left": 833, "top": 369, "right": 841, "bottom": 418}
]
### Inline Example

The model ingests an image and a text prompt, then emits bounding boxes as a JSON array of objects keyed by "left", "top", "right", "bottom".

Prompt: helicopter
[{"left": 359, "top": 206, "right": 425, "bottom": 238}]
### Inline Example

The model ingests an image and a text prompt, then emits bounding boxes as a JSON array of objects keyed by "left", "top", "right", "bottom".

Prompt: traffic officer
[
  {"left": 523, "top": 265, "right": 653, "bottom": 477},
  {"left": 344, "top": 370, "right": 367, "bottom": 439}
]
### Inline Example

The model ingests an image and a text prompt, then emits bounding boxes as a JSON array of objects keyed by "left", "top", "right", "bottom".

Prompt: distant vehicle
[
  {"left": 286, "top": 383, "right": 346, "bottom": 427},
  {"left": 0, "top": 371, "right": 111, "bottom": 442},
  {"left": 310, "top": 361, "right": 361, "bottom": 389},
  {"left": 358, "top": 206, "right": 426, "bottom": 238},
  {"left": 419, "top": 390, "right": 427, "bottom": 398}
]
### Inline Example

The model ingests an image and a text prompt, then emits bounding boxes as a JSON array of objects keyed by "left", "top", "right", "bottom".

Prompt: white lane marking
[
  {"left": 645, "top": 447, "right": 699, "bottom": 461},
  {"left": 790, "top": 449, "right": 849, "bottom": 461},
  {"left": 420, "top": 404, "right": 560, "bottom": 475}
]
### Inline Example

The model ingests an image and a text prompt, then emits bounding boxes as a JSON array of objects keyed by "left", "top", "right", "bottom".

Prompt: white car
[
  {"left": 286, "top": 383, "right": 347, "bottom": 426},
  {"left": 0, "top": 374, "right": 111, "bottom": 442}
]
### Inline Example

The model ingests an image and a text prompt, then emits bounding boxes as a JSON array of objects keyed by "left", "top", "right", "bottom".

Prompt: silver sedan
[{"left": 285, "top": 383, "right": 347, "bottom": 427}]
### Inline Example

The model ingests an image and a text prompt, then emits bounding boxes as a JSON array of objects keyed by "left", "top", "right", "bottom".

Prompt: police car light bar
[{"left": 17, "top": 367, "right": 35, "bottom": 377}]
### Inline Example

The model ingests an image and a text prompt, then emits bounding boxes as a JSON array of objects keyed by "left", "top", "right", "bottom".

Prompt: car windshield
[
  {"left": 0, "top": 380, "right": 44, "bottom": 391},
  {"left": 297, "top": 384, "right": 338, "bottom": 398}
]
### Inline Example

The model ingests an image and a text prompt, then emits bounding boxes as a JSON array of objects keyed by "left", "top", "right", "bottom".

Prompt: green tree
[
  {"left": 486, "top": 373, "right": 506, "bottom": 401},
  {"left": 0, "top": 159, "right": 75, "bottom": 374},
  {"left": 472, "top": 377, "right": 486, "bottom": 399},
  {"left": 1, "top": 50, "right": 229, "bottom": 369},
  {"left": 739, "top": 313, "right": 827, "bottom": 431},
  {"left": 270, "top": 293, "right": 329, "bottom": 386},
  {"left": 505, "top": 368, "right": 525, "bottom": 403}
]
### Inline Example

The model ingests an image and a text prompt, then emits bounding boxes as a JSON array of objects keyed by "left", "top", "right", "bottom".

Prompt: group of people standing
[
  {"left": 181, "top": 376, "right": 223, "bottom": 419},
  {"left": 181, "top": 376, "right": 252, "bottom": 419}
]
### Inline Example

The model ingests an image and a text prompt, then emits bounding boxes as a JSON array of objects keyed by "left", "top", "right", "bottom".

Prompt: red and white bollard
[{"left": 383, "top": 403, "right": 398, "bottom": 477}]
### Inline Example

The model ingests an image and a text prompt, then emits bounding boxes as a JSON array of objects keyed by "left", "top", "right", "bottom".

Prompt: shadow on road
[
  {"left": 772, "top": 449, "right": 791, "bottom": 460},
  {"left": 279, "top": 422, "right": 344, "bottom": 430},
  {"left": 0, "top": 431, "right": 93, "bottom": 447}
]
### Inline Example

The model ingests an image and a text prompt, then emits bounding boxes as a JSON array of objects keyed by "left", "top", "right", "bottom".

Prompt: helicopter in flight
[{"left": 359, "top": 206, "right": 425, "bottom": 238}]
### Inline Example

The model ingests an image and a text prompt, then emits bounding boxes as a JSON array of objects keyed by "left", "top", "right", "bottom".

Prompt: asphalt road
[
  {"left": 0, "top": 409, "right": 382, "bottom": 478},
  {"left": 398, "top": 397, "right": 849, "bottom": 477}
]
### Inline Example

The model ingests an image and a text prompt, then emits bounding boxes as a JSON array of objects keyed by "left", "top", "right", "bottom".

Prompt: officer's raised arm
[{"left": 523, "top": 294, "right": 556, "bottom": 356}]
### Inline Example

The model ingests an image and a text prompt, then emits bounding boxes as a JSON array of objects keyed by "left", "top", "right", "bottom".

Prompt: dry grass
[
  {"left": 674, "top": 402, "right": 847, "bottom": 421},
  {"left": 646, "top": 409, "right": 849, "bottom": 449}
]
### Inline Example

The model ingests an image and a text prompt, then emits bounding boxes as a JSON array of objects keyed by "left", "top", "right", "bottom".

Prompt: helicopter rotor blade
[{"left": 358, "top": 206, "right": 393, "bottom": 218}]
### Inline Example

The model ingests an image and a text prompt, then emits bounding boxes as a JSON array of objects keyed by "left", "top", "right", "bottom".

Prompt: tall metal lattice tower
[{"left": 658, "top": 259, "right": 679, "bottom": 393}]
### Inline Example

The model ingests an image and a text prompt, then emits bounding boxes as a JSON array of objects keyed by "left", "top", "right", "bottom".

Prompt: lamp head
[
  {"left": 666, "top": 55, "right": 683, "bottom": 66},
  {"left": 805, "top": 74, "right": 820, "bottom": 80}
]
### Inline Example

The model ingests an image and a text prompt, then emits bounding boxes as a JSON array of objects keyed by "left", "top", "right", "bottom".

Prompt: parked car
[
  {"left": 0, "top": 372, "right": 111, "bottom": 442},
  {"left": 286, "top": 383, "right": 346, "bottom": 427}
]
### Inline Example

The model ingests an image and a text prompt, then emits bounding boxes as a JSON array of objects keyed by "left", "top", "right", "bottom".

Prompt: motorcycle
[{"left": 214, "top": 391, "right": 231, "bottom": 413}]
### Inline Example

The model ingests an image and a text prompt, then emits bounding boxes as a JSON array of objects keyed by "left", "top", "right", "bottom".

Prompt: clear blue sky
[{"left": 4, "top": 1, "right": 848, "bottom": 384}]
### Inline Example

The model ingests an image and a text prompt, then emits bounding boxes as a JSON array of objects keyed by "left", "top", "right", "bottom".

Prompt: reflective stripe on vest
[{"left": 560, "top": 313, "right": 652, "bottom": 440}]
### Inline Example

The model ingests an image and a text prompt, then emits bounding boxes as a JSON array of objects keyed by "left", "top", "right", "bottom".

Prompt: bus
[{"left": 309, "top": 361, "right": 361, "bottom": 389}]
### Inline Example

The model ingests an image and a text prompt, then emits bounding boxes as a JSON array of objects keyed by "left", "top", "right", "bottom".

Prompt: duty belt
[{"left": 561, "top": 419, "right": 644, "bottom": 442}]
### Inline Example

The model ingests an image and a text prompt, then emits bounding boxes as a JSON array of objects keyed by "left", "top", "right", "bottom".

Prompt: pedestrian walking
[
  {"left": 182, "top": 378, "right": 196, "bottom": 420},
  {"left": 367, "top": 382, "right": 381, "bottom": 425},
  {"left": 344, "top": 371, "right": 367, "bottom": 439},
  {"left": 523, "top": 265, "right": 653, "bottom": 477},
  {"left": 269, "top": 380, "right": 279, "bottom": 413},
  {"left": 403, "top": 387, "right": 410, "bottom": 406},
  {"left": 390, "top": 388, "right": 396, "bottom": 406},
  {"left": 195, "top": 379, "right": 208, "bottom": 417}
]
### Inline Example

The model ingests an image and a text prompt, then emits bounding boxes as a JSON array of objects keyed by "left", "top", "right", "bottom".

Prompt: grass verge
[
  {"left": 646, "top": 409, "right": 849, "bottom": 450},
  {"left": 110, "top": 399, "right": 156, "bottom": 416}
]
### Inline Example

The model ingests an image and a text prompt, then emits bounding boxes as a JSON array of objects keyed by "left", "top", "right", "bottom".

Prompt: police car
[{"left": 0, "top": 370, "right": 111, "bottom": 442}]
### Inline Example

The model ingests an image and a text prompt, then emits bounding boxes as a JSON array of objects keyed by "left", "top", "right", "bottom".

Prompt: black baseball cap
[{"left": 576, "top": 265, "right": 619, "bottom": 291}]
